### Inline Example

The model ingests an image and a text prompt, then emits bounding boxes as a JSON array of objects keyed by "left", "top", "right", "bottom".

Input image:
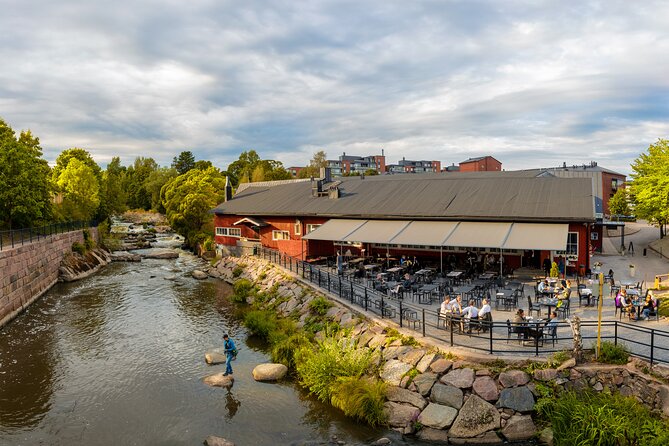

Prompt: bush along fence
[
  {"left": 0, "top": 221, "right": 96, "bottom": 251},
  {"left": 255, "top": 247, "right": 669, "bottom": 365},
  {"left": 205, "top": 253, "right": 669, "bottom": 443}
]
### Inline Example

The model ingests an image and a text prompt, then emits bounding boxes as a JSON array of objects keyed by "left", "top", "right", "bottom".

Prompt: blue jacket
[{"left": 224, "top": 339, "right": 237, "bottom": 355}]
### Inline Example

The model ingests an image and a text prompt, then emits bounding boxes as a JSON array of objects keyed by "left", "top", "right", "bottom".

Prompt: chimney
[
  {"left": 320, "top": 167, "right": 332, "bottom": 183},
  {"left": 224, "top": 176, "right": 233, "bottom": 202}
]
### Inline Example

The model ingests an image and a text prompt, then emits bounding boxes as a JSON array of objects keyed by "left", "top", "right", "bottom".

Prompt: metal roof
[{"left": 213, "top": 173, "right": 595, "bottom": 222}]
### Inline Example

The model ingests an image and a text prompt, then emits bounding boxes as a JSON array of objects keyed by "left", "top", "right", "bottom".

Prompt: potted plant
[{"left": 629, "top": 264, "right": 636, "bottom": 277}]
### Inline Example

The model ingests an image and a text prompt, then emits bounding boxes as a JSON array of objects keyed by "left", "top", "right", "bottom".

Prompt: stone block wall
[{"left": 0, "top": 229, "right": 95, "bottom": 328}]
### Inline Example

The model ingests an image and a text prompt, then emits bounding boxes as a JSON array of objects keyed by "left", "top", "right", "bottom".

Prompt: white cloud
[{"left": 0, "top": 0, "right": 667, "bottom": 175}]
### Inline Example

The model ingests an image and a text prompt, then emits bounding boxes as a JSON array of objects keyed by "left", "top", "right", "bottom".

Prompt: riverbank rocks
[
  {"left": 380, "top": 360, "right": 413, "bottom": 386},
  {"left": 386, "top": 386, "right": 427, "bottom": 410},
  {"left": 384, "top": 401, "right": 420, "bottom": 427},
  {"left": 497, "top": 386, "right": 535, "bottom": 413},
  {"left": 252, "top": 363, "right": 288, "bottom": 381},
  {"left": 498, "top": 370, "right": 530, "bottom": 388},
  {"left": 203, "top": 373, "right": 234, "bottom": 387},
  {"left": 429, "top": 358, "right": 453, "bottom": 374},
  {"left": 204, "top": 436, "right": 235, "bottom": 446},
  {"left": 449, "top": 395, "right": 500, "bottom": 438},
  {"left": 473, "top": 376, "right": 500, "bottom": 402},
  {"left": 59, "top": 248, "right": 112, "bottom": 282},
  {"left": 440, "top": 368, "right": 475, "bottom": 389},
  {"left": 205, "top": 352, "right": 226, "bottom": 365},
  {"left": 418, "top": 403, "right": 458, "bottom": 429},
  {"left": 192, "top": 270, "right": 208, "bottom": 279},
  {"left": 431, "top": 383, "right": 463, "bottom": 409},
  {"left": 417, "top": 427, "right": 450, "bottom": 443},
  {"left": 413, "top": 372, "right": 437, "bottom": 396},
  {"left": 501, "top": 414, "right": 537, "bottom": 441}
]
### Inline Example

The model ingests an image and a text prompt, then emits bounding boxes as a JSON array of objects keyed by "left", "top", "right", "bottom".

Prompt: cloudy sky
[{"left": 1, "top": 0, "right": 668, "bottom": 174}]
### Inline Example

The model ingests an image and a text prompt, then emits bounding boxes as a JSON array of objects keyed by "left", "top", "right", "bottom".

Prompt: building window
[
  {"left": 216, "top": 227, "right": 241, "bottom": 237},
  {"left": 566, "top": 232, "right": 578, "bottom": 255},
  {"left": 272, "top": 230, "right": 290, "bottom": 241},
  {"left": 611, "top": 179, "right": 619, "bottom": 190},
  {"left": 306, "top": 224, "right": 322, "bottom": 234},
  {"left": 294, "top": 220, "right": 301, "bottom": 235}
]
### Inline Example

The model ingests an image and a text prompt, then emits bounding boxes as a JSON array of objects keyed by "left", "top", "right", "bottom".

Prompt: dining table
[
  {"left": 387, "top": 266, "right": 404, "bottom": 273},
  {"left": 541, "top": 297, "right": 559, "bottom": 315},
  {"left": 416, "top": 284, "right": 440, "bottom": 304}
]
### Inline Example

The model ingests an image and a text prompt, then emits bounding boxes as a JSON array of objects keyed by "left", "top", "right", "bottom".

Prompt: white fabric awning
[
  {"left": 301, "top": 219, "right": 367, "bottom": 241},
  {"left": 502, "top": 223, "right": 568, "bottom": 250},
  {"left": 389, "top": 221, "right": 460, "bottom": 246},
  {"left": 343, "top": 220, "right": 411, "bottom": 244},
  {"left": 443, "top": 222, "right": 513, "bottom": 248}
]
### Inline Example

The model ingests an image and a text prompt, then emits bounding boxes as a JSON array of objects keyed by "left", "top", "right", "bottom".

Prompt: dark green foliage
[
  {"left": 308, "top": 296, "right": 333, "bottom": 316},
  {"left": 171, "top": 151, "right": 196, "bottom": 175},
  {"left": 598, "top": 341, "right": 630, "bottom": 365},
  {"left": 232, "top": 267, "right": 244, "bottom": 278},
  {"left": 232, "top": 279, "right": 254, "bottom": 303},
  {"left": 330, "top": 377, "right": 387, "bottom": 426},
  {"left": 536, "top": 390, "right": 669, "bottom": 446},
  {"left": 71, "top": 242, "right": 86, "bottom": 255},
  {"left": 271, "top": 333, "right": 312, "bottom": 370},
  {"left": 244, "top": 310, "right": 279, "bottom": 340},
  {"left": 83, "top": 229, "right": 95, "bottom": 250}
]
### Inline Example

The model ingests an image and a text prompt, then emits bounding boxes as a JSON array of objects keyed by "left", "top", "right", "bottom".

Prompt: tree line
[{"left": 0, "top": 119, "right": 293, "bottom": 246}]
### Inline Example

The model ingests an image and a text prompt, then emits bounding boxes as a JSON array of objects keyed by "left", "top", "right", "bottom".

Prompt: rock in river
[
  {"left": 252, "top": 363, "right": 288, "bottom": 381},
  {"left": 192, "top": 270, "right": 208, "bottom": 279},
  {"left": 204, "top": 436, "right": 235, "bottom": 446},
  {"left": 205, "top": 352, "right": 227, "bottom": 365},
  {"left": 203, "top": 373, "right": 234, "bottom": 387},
  {"left": 139, "top": 248, "right": 179, "bottom": 259}
]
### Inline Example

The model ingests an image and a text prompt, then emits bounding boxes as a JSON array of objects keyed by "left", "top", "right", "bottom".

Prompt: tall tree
[
  {"left": 630, "top": 139, "right": 669, "bottom": 238},
  {"left": 160, "top": 167, "right": 227, "bottom": 245},
  {"left": 145, "top": 167, "right": 178, "bottom": 213},
  {"left": 226, "top": 150, "right": 261, "bottom": 185},
  {"left": 298, "top": 150, "right": 328, "bottom": 178},
  {"left": 54, "top": 158, "right": 100, "bottom": 221},
  {"left": 0, "top": 120, "right": 52, "bottom": 229},
  {"left": 172, "top": 150, "right": 196, "bottom": 175},
  {"left": 52, "top": 147, "right": 102, "bottom": 181},
  {"left": 98, "top": 157, "right": 127, "bottom": 220},
  {"left": 608, "top": 188, "right": 631, "bottom": 219},
  {"left": 124, "top": 157, "right": 158, "bottom": 210}
]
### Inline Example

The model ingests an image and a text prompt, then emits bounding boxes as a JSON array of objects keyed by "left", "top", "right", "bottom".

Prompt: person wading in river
[{"left": 223, "top": 334, "right": 237, "bottom": 376}]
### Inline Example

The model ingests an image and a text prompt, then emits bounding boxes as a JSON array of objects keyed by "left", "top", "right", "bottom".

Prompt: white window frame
[
  {"left": 272, "top": 230, "right": 290, "bottom": 241},
  {"left": 216, "top": 227, "right": 242, "bottom": 238},
  {"left": 294, "top": 219, "right": 301, "bottom": 235},
  {"left": 306, "top": 224, "right": 322, "bottom": 234}
]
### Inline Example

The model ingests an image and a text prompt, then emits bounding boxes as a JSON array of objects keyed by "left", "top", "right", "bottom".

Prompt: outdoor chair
[
  {"left": 506, "top": 319, "right": 523, "bottom": 343},
  {"left": 527, "top": 296, "right": 541, "bottom": 318},
  {"left": 649, "top": 300, "right": 661, "bottom": 321},
  {"left": 556, "top": 297, "right": 571, "bottom": 318},
  {"left": 479, "top": 312, "right": 492, "bottom": 332},
  {"left": 577, "top": 285, "right": 592, "bottom": 307},
  {"left": 610, "top": 283, "right": 621, "bottom": 297}
]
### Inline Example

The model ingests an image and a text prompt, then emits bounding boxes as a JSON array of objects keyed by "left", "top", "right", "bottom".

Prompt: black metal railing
[
  {"left": 0, "top": 221, "right": 95, "bottom": 251},
  {"left": 255, "top": 247, "right": 669, "bottom": 365}
]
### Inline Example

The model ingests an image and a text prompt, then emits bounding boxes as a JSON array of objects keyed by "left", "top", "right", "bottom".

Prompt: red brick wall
[
  {"left": 433, "top": 161, "right": 442, "bottom": 172},
  {"left": 459, "top": 157, "right": 502, "bottom": 172}
]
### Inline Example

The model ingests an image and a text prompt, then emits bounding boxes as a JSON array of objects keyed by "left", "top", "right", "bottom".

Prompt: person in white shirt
[
  {"left": 479, "top": 298, "right": 491, "bottom": 318},
  {"left": 537, "top": 279, "right": 548, "bottom": 293},
  {"left": 440, "top": 295, "right": 450, "bottom": 317},
  {"left": 448, "top": 295, "right": 463, "bottom": 315},
  {"left": 462, "top": 299, "right": 479, "bottom": 319}
]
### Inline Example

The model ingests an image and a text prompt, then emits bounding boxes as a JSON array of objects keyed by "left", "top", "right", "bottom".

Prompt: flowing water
[{"left": 0, "top": 246, "right": 408, "bottom": 446}]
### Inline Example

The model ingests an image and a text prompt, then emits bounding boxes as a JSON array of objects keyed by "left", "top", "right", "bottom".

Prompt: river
[{"left": 0, "top": 247, "right": 409, "bottom": 446}]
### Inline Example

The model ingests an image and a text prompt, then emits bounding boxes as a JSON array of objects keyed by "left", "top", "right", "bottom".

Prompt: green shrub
[
  {"left": 232, "top": 266, "right": 244, "bottom": 278},
  {"left": 203, "top": 238, "right": 214, "bottom": 251},
  {"left": 82, "top": 229, "right": 96, "bottom": 250},
  {"left": 232, "top": 279, "right": 254, "bottom": 303},
  {"left": 598, "top": 341, "right": 629, "bottom": 365},
  {"left": 536, "top": 390, "right": 669, "bottom": 446},
  {"left": 272, "top": 332, "right": 312, "bottom": 370},
  {"left": 72, "top": 241, "right": 86, "bottom": 255},
  {"left": 296, "top": 335, "right": 378, "bottom": 402},
  {"left": 308, "top": 296, "right": 333, "bottom": 316},
  {"left": 243, "top": 310, "right": 278, "bottom": 340},
  {"left": 330, "top": 377, "right": 387, "bottom": 426}
]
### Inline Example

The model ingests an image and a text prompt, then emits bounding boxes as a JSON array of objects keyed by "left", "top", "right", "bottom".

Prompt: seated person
[
  {"left": 511, "top": 308, "right": 530, "bottom": 339},
  {"left": 402, "top": 273, "right": 413, "bottom": 289},
  {"left": 439, "top": 295, "right": 451, "bottom": 318},
  {"left": 462, "top": 299, "right": 479, "bottom": 332},
  {"left": 448, "top": 295, "right": 463, "bottom": 315},
  {"left": 641, "top": 292, "right": 657, "bottom": 320},
  {"left": 537, "top": 279, "right": 549, "bottom": 293},
  {"left": 619, "top": 289, "right": 636, "bottom": 319},
  {"left": 478, "top": 298, "right": 493, "bottom": 331},
  {"left": 543, "top": 311, "right": 559, "bottom": 337}
]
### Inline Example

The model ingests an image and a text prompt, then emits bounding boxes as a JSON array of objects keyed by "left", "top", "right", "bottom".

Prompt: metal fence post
[
  {"left": 318, "top": 269, "right": 321, "bottom": 287},
  {"left": 614, "top": 321, "right": 618, "bottom": 346},
  {"left": 327, "top": 273, "right": 330, "bottom": 293},
  {"left": 338, "top": 276, "right": 342, "bottom": 298},
  {"left": 399, "top": 300, "right": 403, "bottom": 328},
  {"left": 364, "top": 288, "right": 368, "bottom": 311},
  {"left": 422, "top": 309, "right": 426, "bottom": 337},
  {"left": 535, "top": 327, "right": 540, "bottom": 356},
  {"left": 449, "top": 316, "right": 454, "bottom": 346},
  {"left": 350, "top": 282, "right": 354, "bottom": 304},
  {"left": 650, "top": 330, "right": 655, "bottom": 366},
  {"left": 380, "top": 294, "right": 385, "bottom": 319},
  {"left": 489, "top": 322, "right": 494, "bottom": 354}
]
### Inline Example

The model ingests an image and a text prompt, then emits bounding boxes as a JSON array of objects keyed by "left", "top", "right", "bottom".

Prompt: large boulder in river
[
  {"left": 140, "top": 249, "right": 179, "bottom": 259},
  {"left": 205, "top": 352, "right": 227, "bottom": 365},
  {"left": 252, "top": 363, "right": 288, "bottom": 381},
  {"left": 203, "top": 373, "right": 234, "bottom": 387},
  {"left": 192, "top": 270, "right": 208, "bottom": 280},
  {"left": 204, "top": 436, "right": 235, "bottom": 446}
]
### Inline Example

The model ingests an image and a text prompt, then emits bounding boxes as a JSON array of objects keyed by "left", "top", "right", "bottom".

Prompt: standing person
[
  {"left": 223, "top": 334, "right": 237, "bottom": 376},
  {"left": 543, "top": 257, "right": 551, "bottom": 276}
]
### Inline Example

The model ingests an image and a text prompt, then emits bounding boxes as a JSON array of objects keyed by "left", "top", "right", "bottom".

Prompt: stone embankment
[
  {"left": 59, "top": 248, "right": 112, "bottom": 282},
  {"left": 206, "top": 255, "right": 669, "bottom": 444}
]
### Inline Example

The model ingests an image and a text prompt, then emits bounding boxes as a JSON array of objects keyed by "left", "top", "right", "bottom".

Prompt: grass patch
[
  {"left": 536, "top": 390, "right": 669, "bottom": 446},
  {"left": 308, "top": 296, "right": 333, "bottom": 316},
  {"left": 330, "top": 377, "right": 387, "bottom": 426},
  {"left": 232, "top": 266, "right": 244, "bottom": 278},
  {"left": 598, "top": 341, "right": 630, "bottom": 365},
  {"left": 231, "top": 279, "right": 255, "bottom": 303},
  {"left": 271, "top": 332, "right": 312, "bottom": 370},
  {"left": 71, "top": 241, "right": 86, "bottom": 255},
  {"left": 244, "top": 310, "right": 279, "bottom": 340}
]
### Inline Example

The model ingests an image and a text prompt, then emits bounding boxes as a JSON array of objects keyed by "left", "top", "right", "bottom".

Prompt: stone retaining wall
[
  {"left": 0, "top": 228, "right": 97, "bottom": 328},
  {"left": 207, "top": 255, "right": 669, "bottom": 444}
]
